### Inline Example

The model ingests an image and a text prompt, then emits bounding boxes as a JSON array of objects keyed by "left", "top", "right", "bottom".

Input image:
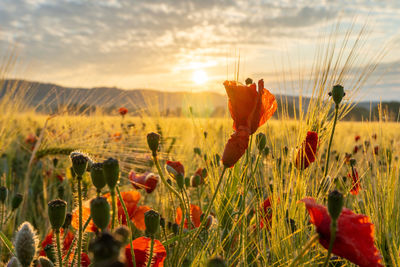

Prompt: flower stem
[
  {"left": 77, "top": 176, "right": 83, "bottom": 267},
  {"left": 55, "top": 229, "right": 63, "bottom": 267},
  {"left": 289, "top": 233, "right": 319, "bottom": 267},
  {"left": 116, "top": 186, "right": 136, "bottom": 267},
  {"left": 324, "top": 105, "right": 339, "bottom": 178},
  {"left": 322, "top": 220, "right": 337, "bottom": 267},
  {"left": 111, "top": 189, "right": 116, "bottom": 230},
  {"left": 147, "top": 237, "right": 155, "bottom": 267}
]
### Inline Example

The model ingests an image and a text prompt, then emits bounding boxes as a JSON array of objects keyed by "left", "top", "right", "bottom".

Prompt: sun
[{"left": 192, "top": 69, "right": 208, "bottom": 85}]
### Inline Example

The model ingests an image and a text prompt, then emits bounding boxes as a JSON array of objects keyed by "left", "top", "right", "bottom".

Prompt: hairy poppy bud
[
  {"left": 114, "top": 226, "right": 130, "bottom": 245},
  {"left": 62, "top": 212, "right": 72, "bottom": 229},
  {"left": 14, "top": 222, "right": 39, "bottom": 267},
  {"left": 328, "top": 190, "right": 344, "bottom": 221},
  {"left": 7, "top": 257, "right": 22, "bottom": 267},
  {"left": 184, "top": 177, "right": 190, "bottom": 187},
  {"left": 103, "top": 158, "right": 119, "bottom": 190},
  {"left": 90, "top": 197, "right": 110, "bottom": 231},
  {"left": 89, "top": 232, "right": 121, "bottom": 263},
  {"left": 0, "top": 186, "right": 7, "bottom": 204},
  {"left": 12, "top": 193, "right": 23, "bottom": 211},
  {"left": 36, "top": 256, "right": 54, "bottom": 267},
  {"left": 90, "top": 163, "right": 106, "bottom": 191},
  {"left": 349, "top": 158, "right": 356, "bottom": 167},
  {"left": 330, "top": 84, "right": 345, "bottom": 106},
  {"left": 147, "top": 132, "right": 161, "bottom": 156},
  {"left": 52, "top": 158, "right": 58, "bottom": 168},
  {"left": 255, "top": 132, "right": 266, "bottom": 152},
  {"left": 176, "top": 174, "right": 185, "bottom": 190},
  {"left": 194, "top": 147, "right": 201, "bottom": 156},
  {"left": 70, "top": 153, "right": 88, "bottom": 177},
  {"left": 144, "top": 209, "right": 160, "bottom": 235},
  {"left": 48, "top": 199, "right": 67, "bottom": 230},
  {"left": 207, "top": 257, "right": 227, "bottom": 267}
]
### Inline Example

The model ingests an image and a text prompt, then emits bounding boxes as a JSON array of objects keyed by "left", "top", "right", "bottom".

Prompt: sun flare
[{"left": 192, "top": 70, "right": 208, "bottom": 85}]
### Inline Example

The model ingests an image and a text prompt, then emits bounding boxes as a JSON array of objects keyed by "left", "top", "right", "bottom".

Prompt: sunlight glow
[{"left": 192, "top": 69, "right": 208, "bottom": 85}]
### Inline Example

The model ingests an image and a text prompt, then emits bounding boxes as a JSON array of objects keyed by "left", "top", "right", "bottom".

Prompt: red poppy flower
[
  {"left": 125, "top": 237, "right": 166, "bottom": 267},
  {"left": 348, "top": 166, "right": 360, "bottom": 195},
  {"left": 372, "top": 134, "right": 377, "bottom": 140},
  {"left": 191, "top": 168, "right": 207, "bottom": 187},
  {"left": 71, "top": 190, "right": 150, "bottom": 231},
  {"left": 295, "top": 131, "right": 318, "bottom": 170},
  {"left": 222, "top": 127, "right": 250, "bottom": 168},
  {"left": 175, "top": 204, "right": 202, "bottom": 229},
  {"left": 299, "top": 197, "right": 383, "bottom": 267},
  {"left": 39, "top": 229, "right": 74, "bottom": 256},
  {"left": 223, "top": 79, "right": 277, "bottom": 135},
  {"left": 119, "top": 107, "right": 128, "bottom": 116},
  {"left": 374, "top": 146, "right": 379, "bottom": 155},
  {"left": 129, "top": 171, "right": 159, "bottom": 193},
  {"left": 166, "top": 161, "right": 185, "bottom": 177},
  {"left": 25, "top": 133, "right": 37, "bottom": 150},
  {"left": 56, "top": 173, "right": 64, "bottom": 182},
  {"left": 355, "top": 135, "right": 361, "bottom": 142},
  {"left": 353, "top": 145, "right": 359, "bottom": 154}
]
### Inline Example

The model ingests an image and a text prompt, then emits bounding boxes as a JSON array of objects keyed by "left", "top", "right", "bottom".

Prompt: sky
[{"left": 0, "top": 0, "right": 400, "bottom": 100}]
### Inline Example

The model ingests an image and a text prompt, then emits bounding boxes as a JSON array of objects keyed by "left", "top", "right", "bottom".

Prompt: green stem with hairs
[
  {"left": 324, "top": 105, "right": 339, "bottom": 178},
  {"left": 111, "top": 189, "right": 116, "bottom": 230},
  {"left": 146, "top": 237, "right": 155, "bottom": 267},
  {"left": 77, "top": 176, "right": 83, "bottom": 267},
  {"left": 64, "top": 216, "right": 92, "bottom": 266},
  {"left": 289, "top": 234, "right": 319, "bottom": 267},
  {"left": 323, "top": 220, "right": 338, "bottom": 267},
  {"left": 115, "top": 186, "right": 136, "bottom": 267},
  {"left": 55, "top": 230, "right": 63, "bottom": 267}
]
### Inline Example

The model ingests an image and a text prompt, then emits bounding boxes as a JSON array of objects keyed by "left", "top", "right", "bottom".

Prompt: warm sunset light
[{"left": 192, "top": 70, "right": 208, "bottom": 85}]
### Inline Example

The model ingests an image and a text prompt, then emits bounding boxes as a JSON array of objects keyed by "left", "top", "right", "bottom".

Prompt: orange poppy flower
[
  {"left": 175, "top": 204, "right": 202, "bottom": 228},
  {"left": 125, "top": 237, "right": 166, "bottom": 267},
  {"left": 222, "top": 127, "right": 250, "bottom": 168},
  {"left": 224, "top": 79, "right": 277, "bottom": 135},
  {"left": 295, "top": 131, "right": 318, "bottom": 170},
  {"left": 300, "top": 197, "right": 383, "bottom": 267},
  {"left": 39, "top": 229, "right": 74, "bottom": 256},
  {"left": 348, "top": 166, "right": 360, "bottom": 195},
  {"left": 129, "top": 171, "right": 159, "bottom": 193},
  {"left": 119, "top": 107, "right": 128, "bottom": 116},
  {"left": 111, "top": 132, "right": 122, "bottom": 141},
  {"left": 71, "top": 190, "right": 150, "bottom": 231}
]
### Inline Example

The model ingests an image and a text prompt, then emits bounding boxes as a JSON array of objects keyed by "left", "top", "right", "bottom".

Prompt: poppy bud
[
  {"left": 103, "top": 158, "right": 119, "bottom": 190},
  {"left": 90, "top": 197, "right": 110, "bottom": 231},
  {"left": 330, "top": 84, "right": 345, "bottom": 106},
  {"left": 176, "top": 173, "right": 185, "bottom": 190},
  {"left": 191, "top": 175, "right": 201, "bottom": 188},
  {"left": 172, "top": 223, "right": 179, "bottom": 235},
  {"left": 255, "top": 133, "right": 266, "bottom": 152},
  {"left": 70, "top": 153, "right": 88, "bottom": 177},
  {"left": 37, "top": 256, "right": 54, "bottom": 267},
  {"left": 328, "top": 190, "right": 344, "bottom": 221},
  {"left": 12, "top": 193, "right": 23, "bottom": 211},
  {"left": 147, "top": 132, "right": 161, "bottom": 156},
  {"left": 207, "top": 257, "right": 227, "bottom": 267},
  {"left": 62, "top": 212, "right": 72, "bottom": 229},
  {"left": 263, "top": 147, "right": 270, "bottom": 156},
  {"left": 349, "top": 158, "right": 356, "bottom": 167},
  {"left": 0, "top": 186, "right": 7, "bottom": 204},
  {"left": 114, "top": 226, "right": 130, "bottom": 245},
  {"left": 184, "top": 177, "right": 190, "bottom": 187},
  {"left": 245, "top": 78, "right": 253, "bottom": 85},
  {"left": 14, "top": 222, "right": 39, "bottom": 267},
  {"left": 52, "top": 158, "right": 58, "bottom": 168},
  {"left": 194, "top": 147, "right": 201, "bottom": 156},
  {"left": 48, "top": 199, "right": 67, "bottom": 230},
  {"left": 89, "top": 232, "right": 121, "bottom": 263},
  {"left": 144, "top": 209, "right": 160, "bottom": 235},
  {"left": 90, "top": 163, "right": 106, "bottom": 191},
  {"left": 7, "top": 257, "right": 22, "bottom": 267}
]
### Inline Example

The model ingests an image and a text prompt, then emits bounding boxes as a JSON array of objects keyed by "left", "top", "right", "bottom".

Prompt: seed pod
[
  {"left": 330, "top": 84, "right": 345, "bottom": 106},
  {"left": 70, "top": 153, "right": 88, "bottom": 177},
  {"left": 14, "top": 222, "right": 39, "bottom": 267},
  {"left": 90, "top": 197, "right": 110, "bottom": 231},
  {"left": 184, "top": 177, "right": 190, "bottom": 187},
  {"left": 207, "top": 257, "right": 227, "bottom": 267},
  {"left": 48, "top": 199, "right": 67, "bottom": 230},
  {"left": 147, "top": 132, "right": 161, "bottom": 156},
  {"left": 255, "top": 132, "right": 266, "bottom": 152},
  {"left": 144, "top": 209, "right": 160, "bottom": 235},
  {"left": 37, "top": 256, "right": 54, "bottom": 267},
  {"left": 103, "top": 158, "right": 119, "bottom": 190},
  {"left": 90, "top": 163, "right": 106, "bottom": 191},
  {"left": 0, "top": 186, "right": 7, "bottom": 204},
  {"left": 12, "top": 193, "right": 23, "bottom": 211},
  {"left": 328, "top": 190, "right": 344, "bottom": 221}
]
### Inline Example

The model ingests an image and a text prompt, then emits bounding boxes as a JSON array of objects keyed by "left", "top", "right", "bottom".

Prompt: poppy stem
[
  {"left": 288, "top": 233, "right": 319, "bottom": 267},
  {"left": 111, "top": 189, "right": 116, "bottom": 230},
  {"left": 55, "top": 229, "right": 63, "bottom": 267},
  {"left": 64, "top": 215, "right": 92, "bottom": 266},
  {"left": 322, "top": 220, "right": 337, "bottom": 267},
  {"left": 115, "top": 186, "right": 136, "bottom": 267},
  {"left": 77, "top": 176, "right": 83, "bottom": 267},
  {"left": 146, "top": 237, "right": 155, "bottom": 267}
]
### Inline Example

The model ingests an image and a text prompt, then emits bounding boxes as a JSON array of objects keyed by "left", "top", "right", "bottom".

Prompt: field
[{"left": 0, "top": 100, "right": 399, "bottom": 266}]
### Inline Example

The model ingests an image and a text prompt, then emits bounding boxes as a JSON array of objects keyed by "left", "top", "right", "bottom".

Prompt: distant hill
[{"left": 0, "top": 79, "right": 398, "bottom": 121}]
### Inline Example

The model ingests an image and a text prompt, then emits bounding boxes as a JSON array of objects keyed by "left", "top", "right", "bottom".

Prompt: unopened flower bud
[
  {"left": 114, "top": 225, "right": 130, "bottom": 245},
  {"left": 103, "top": 158, "right": 119, "bottom": 190},
  {"left": 12, "top": 193, "right": 23, "bottom": 211},
  {"left": 263, "top": 147, "right": 270, "bottom": 156},
  {"left": 147, "top": 132, "right": 161, "bottom": 156},
  {"left": 349, "top": 158, "right": 356, "bottom": 167},
  {"left": 144, "top": 209, "right": 160, "bottom": 235},
  {"left": 52, "top": 158, "right": 58, "bottom": 168},
  {"left": 62, "top": 212, "right": 72, "bottom": 229},
  {"left": 194, "top": 147, "right": 201, "bottom": 156},
  {"left": 207, "top": 257, "right": 227, "bottom": 267},
  {"left": 255, "top": 133, "right": 266, "bottom": 152},
  {"left": 0, "top": 186, "right": 7, "bottom": 204},
  {"left": 70, "top": 153, "right": 88, "bottom": 177},
  {"left": 48, "top": 199, "right": 67, "bottom": 230},
  {"left": 330, "top": 84, "right": 345, "bottom": 106},
  {"left": 89, "top": 232, "right": 121, "bottom": 263},
  {"left": 90, "top": 197, "right": 110, "bottom": 230},
  {"left": 245, "top": 78, "right": 253, "bottom": 85},
  {"left": 90, "top": 163, "right": 106, "bottom": 191},
  {"left": 14, "top": 222, "right": 39, "bottom": 267},
  {"left": 184, "top": 177, "right": 190, "bottom": 187},
  {"left": 172, "top": 223, "right": 179, "bottom": 235},
  {"left": 37, "top": 256, "right": 54, "bottom": 267},
  {"left": 176, "top": 174, "right": 185, "bottom": 190},
  {"left": 328, "top": 190, "right": 344, "bottom": 221}
]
